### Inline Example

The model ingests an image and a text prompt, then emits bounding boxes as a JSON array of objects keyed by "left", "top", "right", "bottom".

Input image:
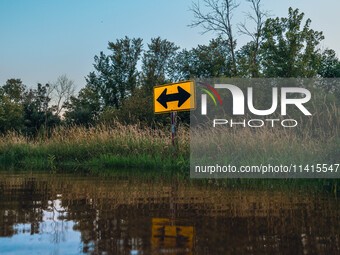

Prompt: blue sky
[{"left": 1, "top": 0, "right": 339, "bottom": 89}]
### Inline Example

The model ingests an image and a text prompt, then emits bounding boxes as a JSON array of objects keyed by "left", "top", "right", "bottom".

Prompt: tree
[
  {"left": 92, "top": 52, "right": 118, "bottom": 108},
  {"left": 0, "top": 91, "right": 23, "bottom": 133},
  {"left": 2, "top": 79, "right": 26, "bottom": 103},
  {"left": 318, "top": 49, "right": 340, "bottom": 78},
  {"left": 0, "top": 79, "right": 61, "bottom": 134},
  {"left": 104, "top": 37, "right": 180, "bottom": 126},
  {"left": 141, "top": 37, "right": 179, "bottom": 92},
  {"left": 190, "top": 0, "right": 239, "bottom": 76},
  {"left": 260, "top": 8, "right": 324, "bottom": 78},
  {"left": 236, "top": 42, "right": 259, "bottom": 77},
  {"left": 238, "top": 0, "right": 268, "bottom": 77},
  {"left": 317, "top": 49, "right": 340, "bottom": 100},
  {"left": 108, "top": 36, "right": 143, "bottom": 100},
  {"left": 88, "top": 37, "right": 143, "bottom": 110},
  {"left": 168, "top": 36, "right": 233, "bottom": 80},
  {"left": 64, "top": 83, "right": 101, "bottom": 126},
  {"left": 53, "top": 74, "right": 76, "bottom": 115},
  {"left": 22, "top": 83, "right": 60, "bottom": 136},
  {"left": 0, "top": 79, "right": 26, "bottom": 133},
  {"left": 167, "top": 49, "right": 193, "bottom": 82}
]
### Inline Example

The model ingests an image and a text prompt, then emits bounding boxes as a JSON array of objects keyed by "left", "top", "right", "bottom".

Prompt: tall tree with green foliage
[
  {"left": 0, "top": 79, "right": 26, "bottom": 133},
  {"left": 141, "top": 37, "right": 179, "bottom": 91},
  {"left": 261, "top": 8, "right": 324, "bottom": 78},
  {"left": 317, "top": 49, "right": 340, "bottom": 100},
  {"left": 318, "top": 49, "right": 340, "bottom": 78},
  {"left": 89, "top": 37, "right": 143, "bottom": 109},
  {"left": 64, "top": 82, "right": 101, "bottom": 126},
  {"left": 108, "top": 36, "right": 143, "bottom": 100},
  {"left": 236, "top": 42, "right": 259, "bottom": 77},
  {"left": 2, "top": 79, "right": 26, "bottom": 103},
  {"left": 0, "top": 82, "right": 24, "bottom": 133},
  {"left": 169, "top": 36, "right": 233, "bottom": 80},
  {"left": 22, "top": 83, "right": 60, "bottom": 136},
  {"left": 91, "top": 52, "right": 118, "bottom": 108}
]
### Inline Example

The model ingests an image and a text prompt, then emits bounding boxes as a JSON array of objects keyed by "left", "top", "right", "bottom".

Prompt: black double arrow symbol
[{"left": 157, "top": 86, "right": 191, "bottom": 109}]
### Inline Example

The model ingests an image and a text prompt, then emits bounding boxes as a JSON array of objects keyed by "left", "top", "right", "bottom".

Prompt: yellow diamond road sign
[{"left": 153, "top": 81, "right": 195, "bottom": 114}]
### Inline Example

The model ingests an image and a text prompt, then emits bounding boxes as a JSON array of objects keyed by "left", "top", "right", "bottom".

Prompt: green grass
[
  {"left": 191, "top": 127, "right": 340, "bottom": 168},
  {"left": 0, "top": 120, "right": 338, "bottom": 184},
  {"left": 0, "top": 124, "right": 189, "bottom": 172}
]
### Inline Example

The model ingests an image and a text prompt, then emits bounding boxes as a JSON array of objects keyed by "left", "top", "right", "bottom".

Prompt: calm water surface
[{"left": 0, "top": 170, "right": 339, "bottom": 254}]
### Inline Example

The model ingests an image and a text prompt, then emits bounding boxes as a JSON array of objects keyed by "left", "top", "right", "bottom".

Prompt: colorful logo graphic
[{"left": 197, "top": 82, "right": 223, "bottom": 107}]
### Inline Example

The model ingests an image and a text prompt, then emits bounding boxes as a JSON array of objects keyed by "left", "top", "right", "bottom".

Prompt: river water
[{"left": 0, "top": 170, "right": 339, "bottom": 254}]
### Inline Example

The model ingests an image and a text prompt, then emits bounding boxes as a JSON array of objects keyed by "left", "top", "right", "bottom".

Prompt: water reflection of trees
[
  {"left": 0, "top": 178, "right": 49, "bottom": 236},
  {"left": 0, "top": 174, "right": 339, "bottom": 254}
]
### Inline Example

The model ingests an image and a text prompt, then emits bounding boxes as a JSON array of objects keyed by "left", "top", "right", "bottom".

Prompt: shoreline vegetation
[
  {"left": 0, "top": 122, "right": 189, "bottom": 172},
  {"left": 0, "top": 120, "right": 338, "bottom": 172},
  {"left": 0, "top": 120, "right": 339, "bottom": 192}
]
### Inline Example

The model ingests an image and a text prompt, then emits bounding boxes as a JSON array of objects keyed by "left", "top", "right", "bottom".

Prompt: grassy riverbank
[
  {"left": 0, "top": 121, "right": 338, "bottom": 177},
  {"left": 0, "top": 123, "right": 189, "bottom": 171}
]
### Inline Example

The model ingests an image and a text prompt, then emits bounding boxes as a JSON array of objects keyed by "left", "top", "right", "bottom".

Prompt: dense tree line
[
  {"left": 1, "top": 7, "right": 340, "bottom": 135},
  {"left": 0, "top": 79, "right": 59, "bottom": 135}
]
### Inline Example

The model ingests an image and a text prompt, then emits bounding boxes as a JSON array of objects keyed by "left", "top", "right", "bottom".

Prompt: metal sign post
[{"left": 171, "top": 111, "right": 177, "bottom": 149}]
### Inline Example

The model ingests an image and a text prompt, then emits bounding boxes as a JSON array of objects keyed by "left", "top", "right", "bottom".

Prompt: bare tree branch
[
  {"left": 238, "top": 0, "right": 269, "bottom": 42},
  {"left": 237, "top": 0, "right": 270, "bottom": 77},
  {"left": 53, "top": 75, "right": 76, "bottom": 115},
  {"left": 190, "top": 0, "right": 239, "bottom": 76}
]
